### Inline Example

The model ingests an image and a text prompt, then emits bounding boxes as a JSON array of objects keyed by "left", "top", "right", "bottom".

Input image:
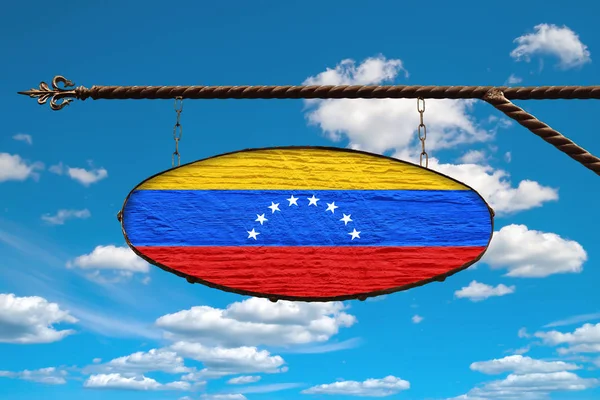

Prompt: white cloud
[
  {"left": 84, "top": 373, "right": 190, "bottom": 391},
  {"left": 92, "top": 358, "right": 102, "bottom": 364},
  {"left": 504, "top": 152, "right": 512, "bottom": 163},
  {"left": 182, "top": 370, "right": 218, "bottom": 381},
  {"left": 0, "top": 293, "right": 77, "bottom": 344},
  {"left": 489, "top": 371, "right": 595, "bottom": 397},
  {"left": 535, "top": 323, "right": 600, "bottom": 354},
  {"left": 41, "top": 209, "right": 91, "bottom": 225},
  {"left": 511, "top": 346, "right": 531, "bottom": 356},
  {"left": 429, "top": 160, "right": 558, "bottom": 215},
  {"left": 470, "top": 355, "right": 580, "bottom": 375},
  {"left": 49, "top": 162, "right": 108, "bottom": 185},
  {"left": 68, "top": 245, "right": 147, "bottom": 272},
  {"left": 170, "top": 342, "right": 286, "bottom": 375},
  {"left": 451, "top": 371, "right": 597, "bottom": 399},
  {"left": 518, "top": 328, "right": 531, "bottom": 339},
  {"left": 224, "top": 296, "right": 344, "bottom": 325},
  {"left": 511, "top": 24, "right": 591, "bottom": 69},
  {"left": 156, "top": 297, "right": 356, "bottom": 347},
  {"left": 458, "top": 150, "right": 488, "bottom": 164},
  {"left": 505, "top": 74, "right": 523, "bottom": 85},
  {"left": 282, "top": 337, "right": 362, "bottom": 354},
  {"left": 12, "top": 134, "right": 32, "bottom": 145},
  {"left": 302, "top": 375, "right": 410, "bottom": 396},
  {"left": 228, "top": 376, "right": 261, "bottom": 385},
  {"left": 230, "top": 382, "right": 302, "bottom": 394},
  {"left": 84, "top": 270, "right": 137, "bottom": 284},
  {"left": 302, "top": 57, "right": 557, "bottom": 216},
  {"left": 303, "top": 56, "right": 490, "bottom": 155},
  {"left": 367, "top": 295, "right": 388, "bottom": 303},
  {"left": 0, "top": 153, "right": 44, "bottom": 182},
  {"left": 304, "top": 56, "right": 408, "bottom": 86},
  {"left": 559, "top": 344, "right": 600, "bottom": 355},
  {"left": 201, "top": 395, "right": 247, "bottom": 400},
  {"left": 544, "top": 313, "right": 600, "bottom": 328},
  {"left": 49, "top": 162, "right": 65, "bottom": 175},
  {"left": 67, "top": 245, "right": 149, "bottom": 283},
  {"left": 66, "top": 303, "right": 161, "bottom": 340},
  {"left": 482, "top": 225, "right": 587, "bottom": 277},
  {"left": 455, "top": 281, "right": 515, "bottom": 302},
  {"left": 67, "top": 166, "right": 108, "bottom": 186},
  {"left": 86, "top": 348, "right": 190, "bottom": 375},
  {"left": 0, "top": 367, "right": 67, "bottom": 384},
  {"left": 412, "top": 315, "right": 423, "bottom": 324},
  {"left": 487, "top": 115, "right": 513, "bottom": 129}
]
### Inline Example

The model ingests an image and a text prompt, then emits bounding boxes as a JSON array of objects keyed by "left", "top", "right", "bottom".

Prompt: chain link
[
  {"left": 172, "top": 97, "right": 183, "bottom": 167},
  {"left": 417, "top": 97, "right": 428, "bottom": 168}
]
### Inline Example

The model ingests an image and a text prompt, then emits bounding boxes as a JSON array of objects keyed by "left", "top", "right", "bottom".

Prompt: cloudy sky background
[{"left": 1, "top": 1, "right": 599, "bottom": 400}]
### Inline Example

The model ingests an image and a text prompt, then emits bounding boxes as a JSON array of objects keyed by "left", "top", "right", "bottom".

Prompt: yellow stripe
[{"left": 137, "top": 148, "right": 469, "bottom": 190}]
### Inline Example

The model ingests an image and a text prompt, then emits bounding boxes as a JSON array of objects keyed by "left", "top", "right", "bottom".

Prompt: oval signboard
[{"left": 120, "top": 146, "right": 494, "bottom": 302}]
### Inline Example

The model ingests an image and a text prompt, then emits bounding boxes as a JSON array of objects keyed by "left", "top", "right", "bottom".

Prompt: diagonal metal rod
[
  {"left": 483, "top": 89, "right": 600, "bottom": 176},
  {"left": 17, "top": 75, "right": 600, "bottom": 176}
]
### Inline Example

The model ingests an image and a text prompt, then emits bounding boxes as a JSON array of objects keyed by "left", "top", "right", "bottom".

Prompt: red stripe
[{"left": 136, "top": 246, "right": 485, "bottom": 299}]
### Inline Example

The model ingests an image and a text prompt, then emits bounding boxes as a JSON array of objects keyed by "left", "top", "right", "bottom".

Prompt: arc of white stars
[
  {"left": 268, "top": 202, "right": 280, "bottom": 213},
  {"left": 348, "top": 228, "right": 361, "bottom": 240},
  {"left": 255, "top": 214, "right": 267, "bottom": 225},
  {"left": 340, "top": 213, "right": 352, "bottom": 225},
  {"left": 325, "top": 202, "right": 339, "bottom": 214},
  {"left": 307, "top": 195, "right": 319, "bottom": 206},
  {"left": 249, "top": 195, "right": 361, "bottom": 242}
]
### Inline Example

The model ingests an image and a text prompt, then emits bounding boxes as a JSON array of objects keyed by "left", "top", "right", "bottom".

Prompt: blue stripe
[{"left": 123, "top": 190, "right": 492, "bottom": 247}]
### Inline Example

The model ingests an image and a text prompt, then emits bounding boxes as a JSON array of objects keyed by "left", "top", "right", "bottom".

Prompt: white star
[
  {"left": 307, "top": 195, "right": 320, "bottom": 206},
  {"left": 340, "top": 214, "right": 352, "bottom": 225},
  {"left": 287, "top": 195, "right": 299, "bottom": 206},
  {"left": 325, "top": 202, "right": 339, "bottom": 214},
  {"left": 348, "top": 228, "right": 361, "bottom": 240},
  {"left": 247, "top": 228, "right": 260, "bottom": 240},
  {"left": 268, "top": 202, "right": 280, "bottom": 213},
  {"left": 255, "top": 214, "right": 268, "bottom": 225}
]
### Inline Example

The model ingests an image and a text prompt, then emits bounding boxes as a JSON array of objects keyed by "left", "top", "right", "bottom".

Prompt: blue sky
[{"left": 1, "top": 1, "right": 599, "bottom": 399}]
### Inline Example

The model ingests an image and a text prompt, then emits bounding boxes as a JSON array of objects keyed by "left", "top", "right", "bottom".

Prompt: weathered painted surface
[{"left": 120, "top": 146, "right": 494, "bottom": 301}]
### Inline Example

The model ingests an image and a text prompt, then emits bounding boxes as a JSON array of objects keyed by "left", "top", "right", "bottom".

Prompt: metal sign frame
[{"left": 18, "top": 76, "right": 600, "bottom": 176}]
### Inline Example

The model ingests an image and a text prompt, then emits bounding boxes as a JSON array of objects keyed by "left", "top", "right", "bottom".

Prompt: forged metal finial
[{"left": 18, "top": 76, "right": 80, "bottom": 111}]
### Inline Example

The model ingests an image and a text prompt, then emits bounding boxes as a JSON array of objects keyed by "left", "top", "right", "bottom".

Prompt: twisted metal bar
[
  {"left": 17, "top": 76, "right": 600, "bottom": 176},
  {"left": 484, "top": 89, "right": 600, "bottom": 176},
  {"left": 17, "top": 76, "right": 600, "bottom": 110},
  {"left": 84, "top": 84, "right": 600, "bottom": 100}
]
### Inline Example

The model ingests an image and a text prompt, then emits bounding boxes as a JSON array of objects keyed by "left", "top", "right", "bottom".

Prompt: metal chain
[
  {"left": 417, "top": 97, "right": 428, "bottom": 168},
  {"left": 172, "top": 97, "right": 183, "bottom": 167}
]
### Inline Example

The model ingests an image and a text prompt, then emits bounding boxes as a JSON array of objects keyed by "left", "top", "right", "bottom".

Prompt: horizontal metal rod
[
  {"left": 17, "top": 76, "right": 600, "bottom": 111},
  {"left": 16, "top": 75, "right": 600, "bottom": 177}
]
